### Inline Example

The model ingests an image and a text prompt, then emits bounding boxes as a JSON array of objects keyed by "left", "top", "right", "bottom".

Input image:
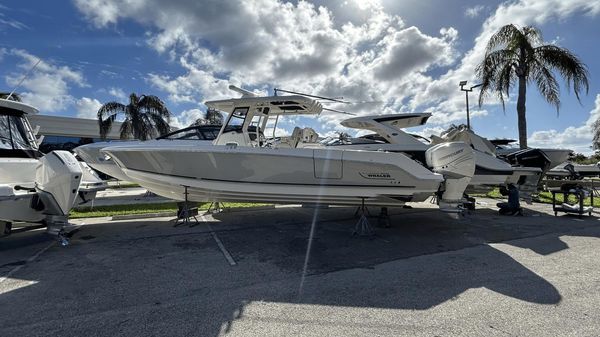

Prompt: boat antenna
[
  {"left": 229, "top": 85, "right": 259, "bottom": 98},
  {"left": 7, "top": 57, "right": 42, "bottom": 100},
  {"left": 322, "top": 107, "right": 356, "bottom": 116},
  {"left": 274, "top": 88, "right": 350, "bottom": 104}
]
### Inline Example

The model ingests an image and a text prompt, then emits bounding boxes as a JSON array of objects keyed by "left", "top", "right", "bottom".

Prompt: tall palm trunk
[{"left": 516, "top": 75, "right": 528, "bottom": 149}]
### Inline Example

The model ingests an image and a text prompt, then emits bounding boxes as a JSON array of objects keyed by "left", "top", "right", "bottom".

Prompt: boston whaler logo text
[
  {"left": 439, "top": 148, "right": 464, "bottom": 161},
  {"left": 359, "top": 172, "right": 393, "bottom": 180}
]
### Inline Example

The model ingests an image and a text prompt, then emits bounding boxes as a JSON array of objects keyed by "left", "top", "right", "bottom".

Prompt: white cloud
[
  {"left": 529, "top": 93, "right": 600, "bottom": 154},
  {"left": 372, "top": 26, "right": 457, "bottom": 81},
  {"left": 4, "top": 49, "right": 87, "bottom": 112},
  {"left": 74, "top": 0, "right": 458, "bottom": 123},
  {"left": 108, "top": 87, "right": 127, "bottom": 100},
  {"left": 73, "top": 0, "right": 600, "bottom": 137},
  {"left": 0, "top": 6, "right": 29, "bottom": 30},
  {"left": 171, "top": 108, "right": 205, "bottom": 128},
  {"left": 75, "top": 97, "right": 103, "bottom": 119},
  {"left": 465, "top": 5, "right": 486, "bottom": 18}
]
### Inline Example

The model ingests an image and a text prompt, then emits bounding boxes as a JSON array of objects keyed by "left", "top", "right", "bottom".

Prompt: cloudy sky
[{"left": 0, "top": 0, "right": 599, "bottom": 153}]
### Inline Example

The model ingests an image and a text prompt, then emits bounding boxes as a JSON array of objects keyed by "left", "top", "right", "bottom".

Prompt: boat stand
[
  {"left": 2, "top": 221, "right": 12, "bottom": 236},
  {"left": 353, "top": 198, "right": 375, "bottom": 237},
  {"left": 377, "top": 207, "right": 390, "bottom": 228},
  {"left": 174, "top": 186, "right": 199, "bottom": 227},
  {"left": 206, "top": 202, "right": 226, "bottom": 214}
]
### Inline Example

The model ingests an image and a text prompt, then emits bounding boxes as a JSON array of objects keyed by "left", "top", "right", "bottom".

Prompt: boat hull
[{"left": 104, "top": 142, "right": 445, "bottom": 206}]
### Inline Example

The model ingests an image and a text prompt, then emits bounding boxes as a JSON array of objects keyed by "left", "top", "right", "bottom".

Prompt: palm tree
[
  {"left": 477, "top": 24, "right": 589, "bottom": 149},
  {"left": 98, "top": 93, "right": 171, "bottom": 140},
  {"left": 0, "top": 92, "right": 22, "bottom": 101},
  {"left": 192, "top": 108, "right": 223, "bottom": 126}
]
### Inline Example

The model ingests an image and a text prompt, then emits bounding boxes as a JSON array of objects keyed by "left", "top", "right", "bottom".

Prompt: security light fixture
[{"left": 459, "top": 81, "right": 482, "bottom": 130}]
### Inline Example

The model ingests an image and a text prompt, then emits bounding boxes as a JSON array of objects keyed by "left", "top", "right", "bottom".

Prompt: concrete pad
[{"left": 1, "top": 199, "right": 599, "bottom": 336}]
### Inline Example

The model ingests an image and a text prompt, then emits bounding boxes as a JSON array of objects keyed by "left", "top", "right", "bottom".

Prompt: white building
[{"left": 28, "top": 115, "right": 130, "bottom": 153}]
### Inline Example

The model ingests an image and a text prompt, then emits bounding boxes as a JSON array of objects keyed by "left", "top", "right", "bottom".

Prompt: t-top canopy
[
  {"left": 0, "top": 98, "right": 39, "bottom": 115},
  {"left": 205, "top": 95, "right": 323, "bottom": 116},
  {"left": 341, "top": 113, "right": 431, "bottom": 130},
  {"left": 489, "top": 139, "right": 517, "bottom": 146}
]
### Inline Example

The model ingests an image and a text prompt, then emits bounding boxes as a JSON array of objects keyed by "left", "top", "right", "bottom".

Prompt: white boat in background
[
  {"left": 0, "top": 99, "right": 83, "bottom": 240},
  {"left": 99, "top": 86, "right": 476, "bottom": 214},
  {"left": 330, "top": 114, "right": 544, "bottom": 199}
]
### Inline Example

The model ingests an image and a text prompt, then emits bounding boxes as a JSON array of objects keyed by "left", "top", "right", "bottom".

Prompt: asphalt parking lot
[{"left": 1, "top": 199, "right": 600, "bottom": 336}]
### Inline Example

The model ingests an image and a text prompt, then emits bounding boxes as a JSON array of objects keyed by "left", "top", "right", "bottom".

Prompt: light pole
[{"left": 459, "top": 81, "right": 482, "bottom": 130}]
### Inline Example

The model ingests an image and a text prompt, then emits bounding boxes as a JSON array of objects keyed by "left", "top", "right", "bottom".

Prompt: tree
[
  {"left": 98, "top": 93, "right": 171, "bottom": 140},
  {"left": 477, "top": 24, "right": 589, "bottom": 149},
  {"left": 192, "top": 108, "right": 223, "bottom": 126},
  {"left": 0, "top": 92, "right": 22, "bottom": 101}
]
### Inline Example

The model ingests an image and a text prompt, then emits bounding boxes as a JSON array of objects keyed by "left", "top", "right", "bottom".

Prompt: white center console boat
[
  {"left": 0, "top": 99, "right": 82, "bottom": 240},
  {"left": 99, "top": 87, "right": 476, "bottom": 214}
]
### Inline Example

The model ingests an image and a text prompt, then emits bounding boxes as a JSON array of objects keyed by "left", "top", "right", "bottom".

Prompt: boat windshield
[
  {"left": 158, "top": 125, "right": 221, "bottom": 140},
  {"left": 0, "top": 108, "right": 40, "bottom": 158},
  {"left": 222, "top": 107, "right": 248, "bottom": 133}
]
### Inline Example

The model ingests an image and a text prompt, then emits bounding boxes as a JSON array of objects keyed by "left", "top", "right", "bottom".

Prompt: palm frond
[
  {"left": 530, "top": 60, "right": 560, "bottom": 113},
  {"left": 476, "top": 49, "right": 517, "bottom": 108},
  {"left": 119, "top": 119, "right": 133, "bottom": 140},
  {"left": 139, "top": 95, "right": 171, "bottom": 116},
  {"left": 97, "top": 102, "right": 126, "bottom": 119},
  {"left": 97, "top": 101, "right": 126, "bottom": 140},
  {"left": 148, "top": 112, "right": 171, "bottom": 136},
  {"left": 98, "top": 113, "right": 119, "bottom": 140},
  {"left": 206, "top": 109, "right": 223, "bottom": 125},
  {"left": 534, "top": 45, "right": 590, "bottom": 102},
  {"left": 485, "top": 24, "right": 522, "bottom": 53}
]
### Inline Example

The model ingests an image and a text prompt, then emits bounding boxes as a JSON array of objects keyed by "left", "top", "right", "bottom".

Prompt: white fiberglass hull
[
  {"left": 0, "top": 192, "right": 46, "bottom": 223},
  {"left": 0, "top": 158, "right": 42, "bottom": 223},
  {"left": 103, "top": 141, "right": 446, "bottom": 207},
  {"left": 339, "top": 144, "right": 513, "bottom": 189},
  {"left": 74, "top": 142, "right": 135, "bottom": 182}
]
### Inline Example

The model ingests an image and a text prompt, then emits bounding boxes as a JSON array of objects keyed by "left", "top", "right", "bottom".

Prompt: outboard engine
[
  {"left": 426, "top": 142, "right": 475, "bottom": 216},
  {"left": 35, "top": 151, "right": 82, "bottom": 236}
]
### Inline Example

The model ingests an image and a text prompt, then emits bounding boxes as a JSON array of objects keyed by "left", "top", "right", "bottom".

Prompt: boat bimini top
[
  {"left": 0, "top": 98, "right": 39, "bottom": 115},
  {"left": 206, "top": 86, "right": 323, "bottom": 147}
]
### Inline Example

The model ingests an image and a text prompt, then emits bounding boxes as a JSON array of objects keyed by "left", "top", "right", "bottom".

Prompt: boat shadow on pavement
[{"left": 0, "top": 203, "right": 598, "bottom": 336}]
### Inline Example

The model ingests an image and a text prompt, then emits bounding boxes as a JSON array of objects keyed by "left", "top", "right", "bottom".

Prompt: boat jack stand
[
  {"left": 378, "top": 207, "right": 390, "bottom": 228},
  {"left": 2, "top": 221, "right": 12, "bottom": 236},
  {"left": 174, "top": 186, "right": 199, "bottom": 227},
  {"left": 353, "top": 198, "right": 374, "bottom": 237},
  {"left": 207, "top": 202, "right": 226, "bottom": 214}
]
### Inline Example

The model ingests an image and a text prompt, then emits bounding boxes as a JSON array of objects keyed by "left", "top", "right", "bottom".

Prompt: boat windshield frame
[
  {"left": 0, "top": 107, "right": 42, "bottom": 158},
  {"left": 156, "top": 124, "right": 222, "bottom": 141},
  {"left": 210, "top": 95, "right": 323, "bottom": 147}
]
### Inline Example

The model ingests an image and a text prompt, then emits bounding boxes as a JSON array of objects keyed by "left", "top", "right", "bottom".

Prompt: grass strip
[
  {"left": 70, "top": 202, "right": 272, "bottom": 219},
  {"left": 472, "top": 187, "right": 600, "bottom": 207}
]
